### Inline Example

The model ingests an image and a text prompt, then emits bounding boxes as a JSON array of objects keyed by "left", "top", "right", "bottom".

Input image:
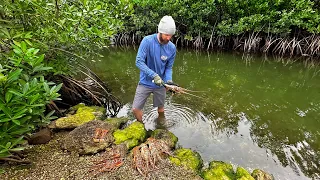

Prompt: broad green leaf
[
  {"left": 13, "top": 48, "right": 22, "bottom": 55},
  {"left": 7, "top": 69, "right": 22, "bottom": 83},
  {"left": 0, "top": 118, "right": 11, "bottom": 122},
  {"left": 31, "top": 104, "right": 45, "bottom": 107},
  {"left": 33, "top": 65, "right": 53, "bottom": 72},
  {"left": 21, "top": 41, "right": 27, "bottom": 52},
  {"left": 23, "top": 83, "right": 29, "bottom": 94},
  {"left": 30, "top": 94, "right": 40, "bottom": 104},
  {"left": 12, "top": 33, "right": 22, "bottom": 39},
  {"left": 10, "top": 126, "right": 31, "bottom": 135},
  {"left": 12, "top": 119, "right": 21, "bottom": 125},
  {"left": 25, "top": 85, "right": 39, "bottom": 96},
  {"left": 43, "top": 82, "right": 50, "bottom": 92},
  {"left": 33, "top": 49, "right": 40, "bottom": 55},
  {"left": 50, "top": 85, "right": 57, "bottom": 94},
  {"left": 0, "top": 28, "right": 10, "bottom": 39},
  {"left": 0, "top": 152, "right": 10, "bottom": 158},
  {"left": 24, "top": 32, "right": 32, "bottom": 39},
  {"left": 13, "top": 108, "right": 27, "bottom": 117},
  {"left": 26, "top": 48, "right": 35, "bottom": 54},
  {"left": 0, "top": 103, "right": 11, "bottom": 118},
  {"left": 35, "top": 54, "right": 45, "bottom": 65},
  {"left": 25, "top": 39, "right": 33, "bottom": 46},
  {"left": 12, "top": 113, "right": 26, "bottom": 120},
  {"left": 45, "top": 110, "right": 55, "bottom": 118},
  {"left": 5, "top": 142, "right": 11, "bottom": 149},
  {"left": 8, "top": 89, "right": 23, "bottom": 97},
  {"left": 9, "top": 147, "right": 25, "bottom": 152},
  {"left": 5, "top": 91, "right": 12, "bottom": 103},
  {"left": 13, "top": 40, "right": 21, "bottom": 47},
  {"left": 18, "top": 116, "right": 32, "bottom": 124},
  {"left": 56, "top": 83, "right": 63, "bottom": 92},
  {"left": 40, "top": 76, "right": 44, "bottom": 82},
  {"left": 11, "top": 136, "right": 24, "bottom": 147}
]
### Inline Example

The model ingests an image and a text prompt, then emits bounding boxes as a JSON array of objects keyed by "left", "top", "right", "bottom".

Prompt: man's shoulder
[
  {"left": 167, "top": 41, "right": 176, "bottom": 51},
  {"left": 143, "top": 34, "right": 156, "bottom": 42}
]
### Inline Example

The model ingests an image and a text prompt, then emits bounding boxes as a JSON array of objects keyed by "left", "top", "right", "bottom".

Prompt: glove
[{"left": 153, "top": 75, "right": 164, "bottom": 86}]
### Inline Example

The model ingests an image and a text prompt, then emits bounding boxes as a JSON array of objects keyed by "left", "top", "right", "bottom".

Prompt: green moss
[
  {"left": 106, "top": 117, "right": 130, "bottom": 129},
  {"left": 55, "top": 105, "right": 105, "bottom": 128},
  {"left": 202, "top": 161, "right": 235, "bottom": 180},
  {"left": 125, "top": 139, "right": 139, "bottom": 149},
  {"left": 236, "top": 167, "right": 254, "bottom": 180},
  {"left": 169, "top": 148, "right": 203, "bottom": 172},
  {"left": 169, "top": 156, "right": 181, "bottom": 166},
  {"left": 55, "top": 113, "right": 95, "bottom": 128},
  {"left": 151, "top": 129, "right": 178, "bottom": 148},
  {"left": 69, "top": 103, "right": 86, "bottom": 111},
  {"left": 113, "top": 121, "right": 146, "bottom": 149},
  {"left": 77, "top": 106, "right": 104, "bottom": 114}
]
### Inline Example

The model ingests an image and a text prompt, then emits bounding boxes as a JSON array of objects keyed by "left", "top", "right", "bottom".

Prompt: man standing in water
[{"left": 132, "top": 15, "right": 177, "bottom": 126}]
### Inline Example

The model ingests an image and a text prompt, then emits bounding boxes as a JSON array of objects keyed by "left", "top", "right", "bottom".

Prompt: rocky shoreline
[
  {"left": 0, "top": 131, "right": 202, "bottom": 180},
  {"left": 0, "top": 104, "right": 273, "bottom": 180}
]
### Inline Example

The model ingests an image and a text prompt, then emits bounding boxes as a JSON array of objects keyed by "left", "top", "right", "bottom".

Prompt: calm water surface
[{"left": 87, "top": 47, "right": 320, "bottom": 180}]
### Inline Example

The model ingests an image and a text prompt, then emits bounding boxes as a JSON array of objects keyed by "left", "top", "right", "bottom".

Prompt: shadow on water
[{"left": 87, "top": 47, "right": 320, "bottom": 180}]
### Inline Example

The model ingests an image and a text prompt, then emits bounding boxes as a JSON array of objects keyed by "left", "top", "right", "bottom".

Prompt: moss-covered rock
[
  {"left": 202, "top": 161, "right": 235, "bottom": 180},
  {"left": 251, "top": 169, "right": 274, "bottom": 180},
  {"left": 54, "top": 105, "right": 106, "bottom": 129},
  {"left": 61, "top": 120, "right": 114, "bottom": 155},
  {"left": 69, "top": 103, "right": 86, "bottom": 112},
  {"left": 151, "top": 129, "right": 178, "bottom": 149},
  {"left": 113, "top": 121, "right": 146, "bottom": 149},
  {"left": 105, "top": 117, "right": 130, "bottom": 129},
  {"left": 77, "top": 106, "right": 106, "bottom": 120},
  {"left": 236, "top": 167, "right": 254, "bottom": 180},
  {"left": 169, "top": 148, "right": 203, "bottom": 173}
]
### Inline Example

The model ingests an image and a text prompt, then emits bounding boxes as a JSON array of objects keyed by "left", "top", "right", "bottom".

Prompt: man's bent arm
[{"left": 136, "top": 38, "right": 157, "bottom": 78}]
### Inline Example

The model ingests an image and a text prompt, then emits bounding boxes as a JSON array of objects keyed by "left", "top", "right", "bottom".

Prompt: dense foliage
[
  {"left": 123, "top": 0, "right": 320, "bottom": 55},
  {"left": 0, "top": 40, "right": 61, "bottom": 160},
  {"left": 0, "top": 0, "right": 133, "bottom": 164},
  {"left": 1, "top": 0, "right": 133, "bottom": 56},
  {"left": 127, "top": 0, "right": 320, "bottom": 37}
]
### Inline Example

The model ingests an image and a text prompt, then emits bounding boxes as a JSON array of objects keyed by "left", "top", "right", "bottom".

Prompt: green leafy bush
[{"left": 0, "top": 41, "right": 61, "bottom": 159}]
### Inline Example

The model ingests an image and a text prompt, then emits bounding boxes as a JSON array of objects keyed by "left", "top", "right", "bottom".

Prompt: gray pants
[{"left": 132, "top": 84, "right": 166, "bottom": 110}]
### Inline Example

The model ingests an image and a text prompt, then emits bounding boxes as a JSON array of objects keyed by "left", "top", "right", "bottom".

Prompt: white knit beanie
[{"left": 158, "top": 15, "right": 176, "bottom": 35}]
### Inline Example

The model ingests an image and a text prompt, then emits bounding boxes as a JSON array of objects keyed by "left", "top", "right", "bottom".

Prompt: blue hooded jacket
[{"left": 136, "top": 34, "right": 176, "bottom": 88}]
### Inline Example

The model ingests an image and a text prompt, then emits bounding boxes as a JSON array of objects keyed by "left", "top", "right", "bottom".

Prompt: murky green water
[{"left": 87, "top": 47, "right": 320, "bottom": 180}]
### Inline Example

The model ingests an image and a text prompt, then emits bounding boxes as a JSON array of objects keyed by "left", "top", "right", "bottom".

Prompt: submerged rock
[
  {"left": 202, "top": 161, "right": 235, "bottom": 180},
  {"left": 251, "top": 169, "right": 274, "bottom": 180},
  {"left": 54, "top": 105, "right": 106, "bottom": 129},
  {"left": 113, "top": 121, "right": 146, "bottom": 149},
  {"left": 169, "top": 148, "right": 203, "bottom": 173},
  {"left": 236, "top": 167, "right": 254, "bottom": 180},
  {"left": 151, "top": 129, "right": 178, "bottom": 149},
  {"left": 61, "top": 120, "right": 115, "bottom": 155}
]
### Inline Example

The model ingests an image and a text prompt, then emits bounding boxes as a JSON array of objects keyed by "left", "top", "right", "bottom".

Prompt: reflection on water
[
  {"left": 117, "top": 99, "right": 311, "bottom": 180},
  {"left": 87, "top": 48, "right": 320, "bottom": 179}
]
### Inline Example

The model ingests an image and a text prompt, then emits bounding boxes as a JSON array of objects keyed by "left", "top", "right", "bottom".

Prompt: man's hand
[
  {"left": 166, "top": 80, "right": 179, "bottom": 87},
  {"left": 153, "top": 75, "right": 164, "bottom": 86}
]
